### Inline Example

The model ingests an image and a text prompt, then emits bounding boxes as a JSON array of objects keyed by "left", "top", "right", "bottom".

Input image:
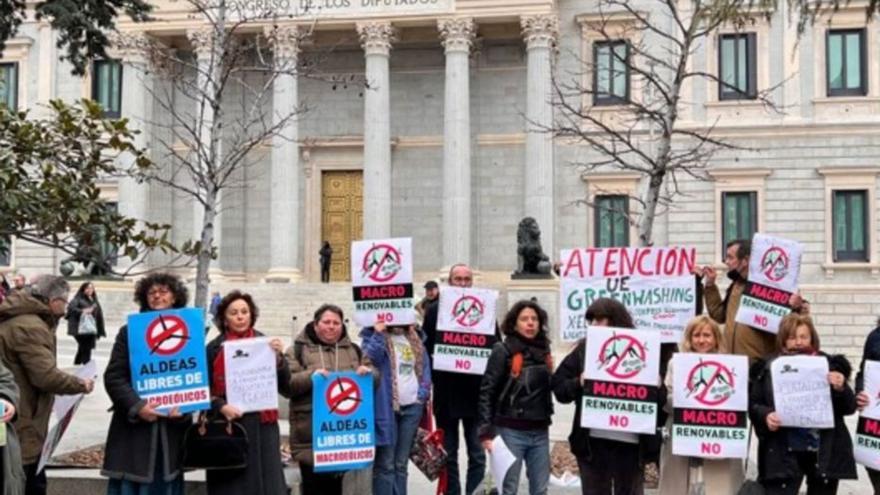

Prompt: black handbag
[{"left": 182, "top": 415, "right": 249, "bottom": 470}]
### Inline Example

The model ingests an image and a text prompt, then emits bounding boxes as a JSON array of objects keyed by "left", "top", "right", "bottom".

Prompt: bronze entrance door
[{"left": 321, "top": 170, "right": 363, "bottom": 281}]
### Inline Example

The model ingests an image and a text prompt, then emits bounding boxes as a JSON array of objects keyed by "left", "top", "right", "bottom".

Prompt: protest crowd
[{"left": 2, "top": 235, "right": 880, "bottom": 495}]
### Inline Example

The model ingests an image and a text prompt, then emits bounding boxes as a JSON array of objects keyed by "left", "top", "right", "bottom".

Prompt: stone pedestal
[{"left": 506, "top": 278, "right": 563, "bottom": 351}]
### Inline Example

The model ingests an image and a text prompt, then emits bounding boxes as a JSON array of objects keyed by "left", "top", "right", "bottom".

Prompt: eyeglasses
[{"left": 148, "top": 287, "right": 171, "bottom": 297}]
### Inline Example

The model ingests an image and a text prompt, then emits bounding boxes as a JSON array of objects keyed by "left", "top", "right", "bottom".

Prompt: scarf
[
  {"left": 384, "top": 325, "right": 426, "bottom": 412},
  {"left": 505, "top": 332, "right": 553, "bottom": 373},
  {"left": 211, "top": 328, "right": 279, "bottom": 424}
]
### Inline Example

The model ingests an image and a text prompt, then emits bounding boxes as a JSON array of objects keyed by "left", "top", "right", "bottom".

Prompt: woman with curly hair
[
  {"left": 477, "top": 299, "right": 554, "bottom": 495},
  {"left": 205, "top": 291, "right": 291, "bottom": 495},
  {"left": 102, "top": 272, "right": 191, "bottom": 495}
]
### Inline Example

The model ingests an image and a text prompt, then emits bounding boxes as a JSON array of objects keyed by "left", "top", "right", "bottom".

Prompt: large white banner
[
  {"left": 433, "top": 287, "right": 498, "bottom": 375},
  {"left": 855, "top": 360, "right": 880, "bottom": 469},
  {"left": 559, "top": 247, "right": 697, "bottom": 343},
  {"left": 735, "top": 234, "right": 803, "bottom": 333},
  {"left": 224, "top": 338, "right": 279, "bottom": 413},
  {"left": 771, "top": 356, "right": 834, "bottom": 429},
  {"left": 581, "top": 326, "right": 660, "bottom": 434},
  {"left": 671, "top": 353, "right": 749, "bottom": 459},
  {"left": 351, "top": 238, "right": 415, "bottom": 327}
]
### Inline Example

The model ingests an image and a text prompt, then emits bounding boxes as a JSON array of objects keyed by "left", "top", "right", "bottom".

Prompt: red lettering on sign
[
  {"left": 592, "top": 382, "right": 648, "bottom": 400},
  {"left": 866, "top": 419, "right": 880, "bottom": 436},
  {"left": 454, "top": 359, "right": 471, "bottom": 370},
  {"left": 682, "top": 409, "right": 738, "bottom": 426},
  {"left": 441, "top": 332, "right": 488, "bottom": 346},
  {"left": 359, "top": 285, "right": 406, "bottom": 299},
  {"left": 700, "top": 443, "right": 722, "bottom": 455},
  {"left": 748, "top": 284, "right": 791, "bottom": 305},
  {"left": 609, "top": 415, "right": 630, "bottom": 428}
]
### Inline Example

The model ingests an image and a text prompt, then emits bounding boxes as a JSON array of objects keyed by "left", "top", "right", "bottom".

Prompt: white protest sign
[
  {"left": 224, "top": 337, "right": 279, "bottom": 413},
  {"left": 559, "top": 247, "right": 697, "bottom": 343},
  {"left": 671, "top": 353, "right": 749, "bottom": 459},
  {"left": 771, "top": 355, "right": 834, "bottom": 429},
  {"left": 53, "top": 360, "right": 97, "bottom": 418},
  {"left": 855, "top": 360, "right": 880, "bottom": 469},
  {"left": 38, "top": 395, "right": 84, "bottom": 473},
  {"left": 351, "top": 238, "right": 415, "bottom": 327},
  {"left": 749, "top": 234, "right": 803, "bottom": 293},
  {"left": 581, "top": 326, "right": 660, "bottom": 434},
  {"left": 437, "top": 287, "right": 498, "bottom": 335}
]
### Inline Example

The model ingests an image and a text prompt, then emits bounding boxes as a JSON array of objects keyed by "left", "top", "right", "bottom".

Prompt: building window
[
  {"left": 593, "top": 40, "right": 629, "bottom": 105},
  {"left": 595, "top": 195, "right": 629, "bottom": 247},
  {"left": 833, "top": 190, "right": 869, "bottom": 261},
  {"left": 0, "top": 63, "right": 18, "bottom": 110},
  {"left": 0, "top": 236, "right": 10, "bottom": 267},
  {"left": 718, "top": 33, "right": 756, "bottom": 100},
  {"left": 92, "top": 60, "right": 123, "bottom": 117},
  {"left": 722, "top": 191, "right": 757, "bottom": 254},
  {"left": 826, "top": 29, "right": 866, "bottom": 97}
]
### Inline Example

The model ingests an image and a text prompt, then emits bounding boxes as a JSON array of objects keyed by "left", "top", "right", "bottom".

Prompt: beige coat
[{"left": 658, "top": 359, "right": 744, "bottom": 495}]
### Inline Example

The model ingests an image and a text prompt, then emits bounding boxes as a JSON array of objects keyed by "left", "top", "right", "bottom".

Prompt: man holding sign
[
  {"left": 701, "top": 238, "right": 809, "bottom": 363},
  {"left": 748, "top": 314, "right": 857, "bottom": 494}
]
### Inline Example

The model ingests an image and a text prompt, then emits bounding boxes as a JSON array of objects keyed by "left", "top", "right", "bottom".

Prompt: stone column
[
  {"left": 265, "top": 26, "right": 303, "bottom": 282},
  {"left": 114, "top": 33, "right": 152, "bottom": 271},
  {"left": 357, "top": 22, "right": 396, "bottom": 239},
  {"left": 438, "top": 18, "right": 475, "bottom": 267},
  {"left": 187, "top": 28, "right": 223, "bottom": 273},
  {"left": 521, "top": 15, "right": 558, "bottom": 255}
]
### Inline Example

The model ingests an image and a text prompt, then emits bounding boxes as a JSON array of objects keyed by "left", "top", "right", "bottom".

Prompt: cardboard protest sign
[
  {"left": 312, "top": 371, "right": 375, "bottom": 472},
  {"left": 224, "top": 337, "right": 278, "bottom": 413},
  {"left": 38, "top": 361, "right": 101, "bottom": 472},
  {"left": 351, "top": 238, "right": 416, "bottom": 327},
  {"left": 855, "top": 360, "right": 880, "bottom": 469},
  {"left": 735, "top": 234, "right": 803, "bottom": 333},
  {"left": 671, "top": 353, "right": 749, "bottom": 459},
  {"left": 771, "top": 355, "right": 834, "bottom": 429},
  {"left": 128, "top": 308, "right": 210, "bottom": 414},
  {"left": 582, "top": 326, "right": 660, "bottom": 434},
  {"left": 559, "top": 247, "right": 697, "bottom": 343},
  {"left": 433, "top": 287, "right": 499, "bottom": 375}
]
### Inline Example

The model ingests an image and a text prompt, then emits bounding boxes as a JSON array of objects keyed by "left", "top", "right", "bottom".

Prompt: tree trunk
[{"left": 194, "top": 191, "right": 217, "bottom": 310}]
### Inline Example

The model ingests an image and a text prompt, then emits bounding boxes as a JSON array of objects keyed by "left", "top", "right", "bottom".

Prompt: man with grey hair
[
  {"left": 0, "top": 274, "right": 94, "bottom": 495},
  {"left": 11, "top": 273, "right": 26, "bottom": 292}
]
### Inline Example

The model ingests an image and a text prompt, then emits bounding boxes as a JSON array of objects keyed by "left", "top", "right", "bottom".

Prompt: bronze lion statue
[{"left": 514, "top": 217, "right": 552, "bottom": 277}]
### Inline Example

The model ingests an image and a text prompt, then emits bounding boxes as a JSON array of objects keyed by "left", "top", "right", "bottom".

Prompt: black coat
[
  {"left": 856, "top": 325, "right": 880, "bottom": 393},
  {"left": 551, "top": 339, "right": 665, "bottom": 462},
  {"left": 477, "top": 340, "right": 553, "bottom": 439},
  {"left": 205, "top": 331, "right": 292, "bottom": 495},
  {"left": 101, "top": 325, "right": 191, "bottom": 483},
  {"left": 748, "top": 353, "right": 858, "bottom": 482},
  {"left": 65, "top": 293, "right": 106, "bottom": 338},
  {"left": 423, "top": 299, "right": 499, "bottom": 419}
]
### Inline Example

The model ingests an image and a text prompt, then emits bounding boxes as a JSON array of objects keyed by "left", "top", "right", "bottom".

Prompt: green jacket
[
  {"left": 0, "top": 291, "right": 87, "bottom": 464},
  {"left": 1, "top": 359, "right": 24, "bottom": 495}
]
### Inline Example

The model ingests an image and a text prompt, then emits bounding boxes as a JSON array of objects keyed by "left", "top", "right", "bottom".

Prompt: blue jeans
[
  {"left": 497, "top": 427, "right": 550, "bottom": 495},
  {"left": 373, "top": 402, "right": 424, "bottom": 495},
  {"left": 437, "top": 414, "right": 486, "bottom": 495}
]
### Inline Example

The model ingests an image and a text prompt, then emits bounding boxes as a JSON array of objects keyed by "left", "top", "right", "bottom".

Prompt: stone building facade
[{"left": 2, "top": 1, "right": 879, "bottom": 357}]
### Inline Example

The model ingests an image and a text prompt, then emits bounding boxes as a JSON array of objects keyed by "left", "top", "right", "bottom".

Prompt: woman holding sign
[
  {"left": 286, "top": 304, "right": 372, "bottom": 494},
  {"left": 551, "top": 298, "right": 663, "bottom": 495},
  {"left": 102, "top": 273, "right": 191, "bottom": 495},
  {"left": 360, "top": 319, "right": 431, "bottom": 495},
  {"left": 855, "top": 317, "right": 880, "bottom": 491},
  {"left": 658, "top": 316, "right": 742, "bottom": 495},
  {"left": 477, "top": 300, "right": 554, "bottom": 495},
  {"left": 749, "top": 314, "right": 857, "bottom": 495},
  {"left": 205, "top": 291, "right": 291, "bottom": 495}
]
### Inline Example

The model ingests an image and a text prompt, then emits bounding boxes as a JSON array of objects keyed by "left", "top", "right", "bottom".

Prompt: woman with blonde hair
[{"left": 658, "top": 315, "right": 743, "bottom": 495}]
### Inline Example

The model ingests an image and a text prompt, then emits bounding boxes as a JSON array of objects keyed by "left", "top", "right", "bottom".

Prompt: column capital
[
  {"left": 520, "top": 14, "right": 559, "bottom": 49},
  {"left": 187, "top": 28, "right": 215, "bottom": 60},
  {"left": 109, "top": 32, "right": 151, "bottom": 63},
  {"left": 438, "top": 18, "right": 476, "bottom": 54},
  {"left": 265, "top": 25, "right": 303, "bottom": 63},
  {"left": 357, "top": 21, "right": 396, "bottom": 56}
]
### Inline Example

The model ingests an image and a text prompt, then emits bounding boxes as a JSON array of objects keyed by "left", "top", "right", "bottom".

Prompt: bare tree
[
  {"left": 552, "top": 0, "right": 785, "bottom": 247},
  {"left": 125, "top": 0, "right": 327, "bottom": 308}
]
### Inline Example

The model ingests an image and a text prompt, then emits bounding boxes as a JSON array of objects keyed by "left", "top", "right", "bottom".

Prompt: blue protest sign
[
  {"left": 312, "top": 371, "right": 375, "bottom": 472},
  {"left": 127, "top": 308, "right": 210, "bottom": 414}
]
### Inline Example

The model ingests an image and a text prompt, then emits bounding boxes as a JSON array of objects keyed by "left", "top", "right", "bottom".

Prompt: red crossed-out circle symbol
[
  {"left": 761, "top": 246, "right": 790, "bottom": 282},
  {"left": 146, "top": 314, "right": 189, "bottom": 356},
  {"left": 597, "top": 334, "right": 647, "bottom": 380},
  {"left": 325, "top": 377, "right": 363, "bottom": 416},
  {"left": 362, "top": 244, "right": 403, "bottom": 283},
  {"left": 686, "top": 360, "right": 735, "bottom": 406},
  {"left": 452, "top": 295, "right": 485, "bottom": 327}
]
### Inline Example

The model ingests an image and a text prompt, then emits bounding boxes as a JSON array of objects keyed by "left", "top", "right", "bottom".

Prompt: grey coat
[
  {"left": 0, "top": 360, "right": 24, "bottom": 495},
  {"left": 101, "top": 325, "right": 191, "bottom": 483},
  {"left": 204, "top": 331, "right": 292, "bottom": 495}
]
